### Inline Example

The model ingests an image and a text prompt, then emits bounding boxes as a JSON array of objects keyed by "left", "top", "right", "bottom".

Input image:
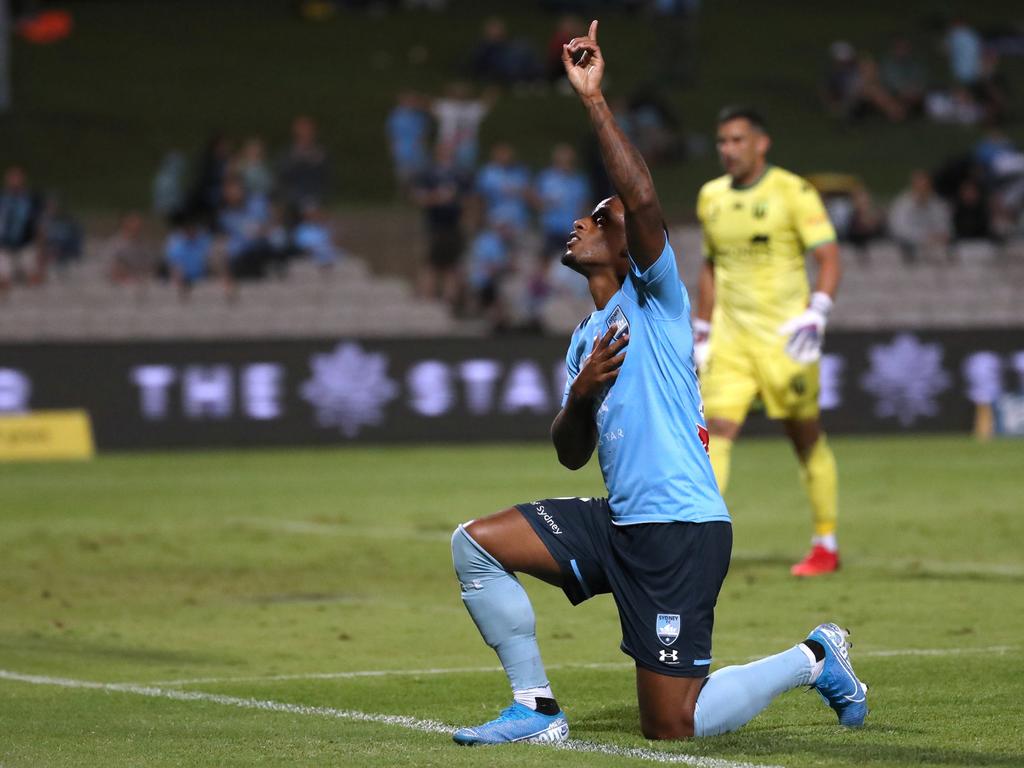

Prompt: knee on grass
[{"left": 640, "top": 710, "right": 695, "bottom": 741}]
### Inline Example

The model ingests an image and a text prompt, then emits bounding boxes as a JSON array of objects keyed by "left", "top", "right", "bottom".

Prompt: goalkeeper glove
[
  {"left": 692, "top": 318, "right": 711, "bottom": 370},
  {"left": 779, "top": 292, "right": 832, "bottom": 363}
]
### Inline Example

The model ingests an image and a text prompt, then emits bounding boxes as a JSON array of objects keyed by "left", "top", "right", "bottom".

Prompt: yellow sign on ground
[{"left": 0, "top": 410, "right": 96, "bottom": 461}]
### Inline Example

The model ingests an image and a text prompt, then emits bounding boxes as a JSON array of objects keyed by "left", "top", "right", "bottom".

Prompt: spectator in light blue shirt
[
  {"left": 216, "top": 177, "right": 274, "bottom": 280},
  {"left": 468, "top": 228, "right": 508, "bottom": 296},
  {"left": 946, "top": 17, "right": 982, "bottom": 86},
  {"left": 165, "top": 219, "right": 212, "bottom": 295},
  {"left": 235, "top": 137, "right": 275, "bottom": 200},
  {"left": 467, "top": 213, "right": 518, "bottom": 326},
  {"left": 533, "top": 143, "right": 589, "bottom": 260},
  {"left": 294, "top": 203, "right": 345, "bottom": 269},
  {"left": 217, "top": 179, "right": 269, "bottom": 260},
  {"left": 476, "top": 142, "right": 532, "bottom": 231},
  {"left": 387, "top": 91, "right": 432, "bottom": 192}
]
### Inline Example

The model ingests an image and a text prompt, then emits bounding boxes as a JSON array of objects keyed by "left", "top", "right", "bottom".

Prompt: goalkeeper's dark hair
[{"left": 716, "top": 106, "right": 768, "bottom": 134}]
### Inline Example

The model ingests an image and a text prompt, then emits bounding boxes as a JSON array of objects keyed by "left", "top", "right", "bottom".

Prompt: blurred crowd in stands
[
  {"left": 813, "top": 16, "right": 1024, "bottom": 267},
  {"left": 0, "top": 166, "right": 82, "bottom": 294},
  {"left": 404, "top": 129, "right": 594, "bottom": 331},
  {"left": 380, "top": 11, "right": 1024, "bottom": 331},
  {"left": 388, "top": 82, "right": 596, "bottom": 330},
  {"left": 0, "top": 116, "right": 349, "bottom": 300},
  {"left": 812, "top": 128, "right": 1024, "bottom": 263},
  {"left": 3, "top": 4, "right": 1023, "bottom": 334},
  {"left": 388, "top": 13, "right": 693, "bottom": 331},
  {"left": 821, "top": 17, "right": 1018, "bottom": 126},
  {"left": 150, "top": 115, "right": 347, "bottom": 299}
]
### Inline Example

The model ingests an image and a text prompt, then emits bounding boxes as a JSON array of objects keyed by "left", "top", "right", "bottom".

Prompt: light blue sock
[
  {"left": 451, "top": 524, "right": 549, "bottom": 693},
  {"left": 694, "top": 645, "right": 815, "bottom": 737}
]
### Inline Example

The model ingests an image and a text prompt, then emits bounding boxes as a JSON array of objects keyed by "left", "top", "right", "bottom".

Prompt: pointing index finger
[{"left": 589, "top": 19, "right": 598, "bottom": 41}]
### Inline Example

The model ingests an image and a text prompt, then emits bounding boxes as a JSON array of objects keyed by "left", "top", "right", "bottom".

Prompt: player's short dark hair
[{"left": 716, "top": 106, "right": 768, "bottom": 133}]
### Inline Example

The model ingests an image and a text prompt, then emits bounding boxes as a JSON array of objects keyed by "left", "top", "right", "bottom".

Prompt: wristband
[{"left": 809, "top": 292, "right": 833, "bottom": 317}]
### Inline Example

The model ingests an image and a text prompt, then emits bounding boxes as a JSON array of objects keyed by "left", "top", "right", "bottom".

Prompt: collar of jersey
[
  {"left": 730, "top": 164, "right": 773, "bottom": 191},
  {"left": 593, "top": 286, "right": 626, "bottom": 316}
]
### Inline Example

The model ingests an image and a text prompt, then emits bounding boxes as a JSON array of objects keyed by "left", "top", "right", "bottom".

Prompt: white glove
[
  {"left": 779, "top": 292, "right": 832, "bottom": 364},
  {"left": 692, "top": 318, "right": 711, "bottom": 370}
]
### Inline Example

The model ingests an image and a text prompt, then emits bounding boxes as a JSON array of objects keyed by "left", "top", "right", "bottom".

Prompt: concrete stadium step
[
  {"left": 2, "top": 234, "right": 1022, "bottom": 340},
  {"left": 286, "top": 257, "right": 369, "bottom": 282},
  {"left": 4, "top": 300, "right": 456, "bottom": 340}
]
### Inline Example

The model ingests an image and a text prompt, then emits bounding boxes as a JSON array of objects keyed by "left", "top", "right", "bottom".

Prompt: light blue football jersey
[{"left": 561, "top": 238, "right": 731, "bottom": 525}]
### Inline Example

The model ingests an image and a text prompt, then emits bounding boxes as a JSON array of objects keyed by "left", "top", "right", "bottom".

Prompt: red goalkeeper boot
[{"left": 790, "top": 544, "right": 840, "bottom": 576}]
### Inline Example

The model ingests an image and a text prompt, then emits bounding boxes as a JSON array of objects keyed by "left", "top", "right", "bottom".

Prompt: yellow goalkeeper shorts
[{"left": 700, "top": 341, "right": 820, "bottom": 424}]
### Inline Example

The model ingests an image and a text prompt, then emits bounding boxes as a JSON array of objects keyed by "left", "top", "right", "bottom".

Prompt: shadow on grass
[
  {"left": 731, "top": 729, "right": 1024, "bottom": 768},
  {"left": 570, "top": 708, "right": 1022, "bottom": 768},
  {"left": 0, "top": 633, "right": 241, "bottom": 668},
  {"left": 875, "top": 569, "right": 1024, "bottom": 585},
  {"left": 568, "top": 703, "right": 638, "bottom": 738},
  {"left": 729, "top": 553, "right": 795, "bottom": 569}
]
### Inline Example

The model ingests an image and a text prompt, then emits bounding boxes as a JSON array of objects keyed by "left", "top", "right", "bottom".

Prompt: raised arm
[{"left": 562, "top": 21, "right": 666, "bottom": 271}]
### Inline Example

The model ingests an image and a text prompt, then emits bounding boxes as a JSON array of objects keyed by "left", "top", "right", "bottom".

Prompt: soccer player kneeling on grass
[{"left": 449, "top": 20, "right": 868, "bottom": 746}]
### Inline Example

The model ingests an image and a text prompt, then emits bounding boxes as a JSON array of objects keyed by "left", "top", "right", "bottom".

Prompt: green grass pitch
[{"left": 1, "top": 436, "right": 1022, "bottom": 767}]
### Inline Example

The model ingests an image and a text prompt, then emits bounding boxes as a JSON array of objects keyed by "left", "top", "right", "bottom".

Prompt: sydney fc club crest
[
  {"left": 606, "top": 305, "right": 629, "bottom": 341},
  {"left": 656, "top": 613, "right": 681, "bottom": 646}
]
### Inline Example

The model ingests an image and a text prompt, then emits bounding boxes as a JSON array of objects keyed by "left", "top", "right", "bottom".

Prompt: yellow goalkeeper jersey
[{"left": 696, "top": 165, "right": 836, "bottom": 348}]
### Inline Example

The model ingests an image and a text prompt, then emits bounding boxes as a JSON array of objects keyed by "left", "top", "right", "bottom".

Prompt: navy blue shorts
[{"left": 516, "top": 498, "right": 732, "bottom": 677}]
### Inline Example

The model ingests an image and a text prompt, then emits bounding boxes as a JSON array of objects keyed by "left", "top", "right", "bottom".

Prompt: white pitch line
[
  {"left": 853, "top": 644, "right": 1018, "bottom": 658},
  {"left": 147, "top": 661, "right": 632, "bottom": 687},
  {"left": 0, "top": 669, "right": 780, "bottom": 768},
  {"left": 143, "top": 645, "right": 1018, "bottom": 687},
  {"left": 148, "top": 664, "right": 520, "bottom": 686}
]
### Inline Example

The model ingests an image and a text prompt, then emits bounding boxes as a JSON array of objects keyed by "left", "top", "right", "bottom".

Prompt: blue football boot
[
  {"left": 806, "top": 622, "right": 869, "bottom": 727},
  {"left": 453, "top": 701, "right": 569, "bottom": 745}
]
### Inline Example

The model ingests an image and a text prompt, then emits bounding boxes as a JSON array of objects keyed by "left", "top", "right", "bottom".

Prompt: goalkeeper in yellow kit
[{"left": 695, "top": 107, "right": 842, "bottom": 576}]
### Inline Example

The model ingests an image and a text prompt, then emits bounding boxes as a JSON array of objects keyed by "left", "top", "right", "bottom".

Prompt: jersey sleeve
[
  {"left": 560, "top": 323, "right": 585, "bottom": 408},
  {"left": 627, "top": 236, "right": 684, "bottom": 320},
  {"left": 791, "top": 180, "right": 837, "bottom": 250}
]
